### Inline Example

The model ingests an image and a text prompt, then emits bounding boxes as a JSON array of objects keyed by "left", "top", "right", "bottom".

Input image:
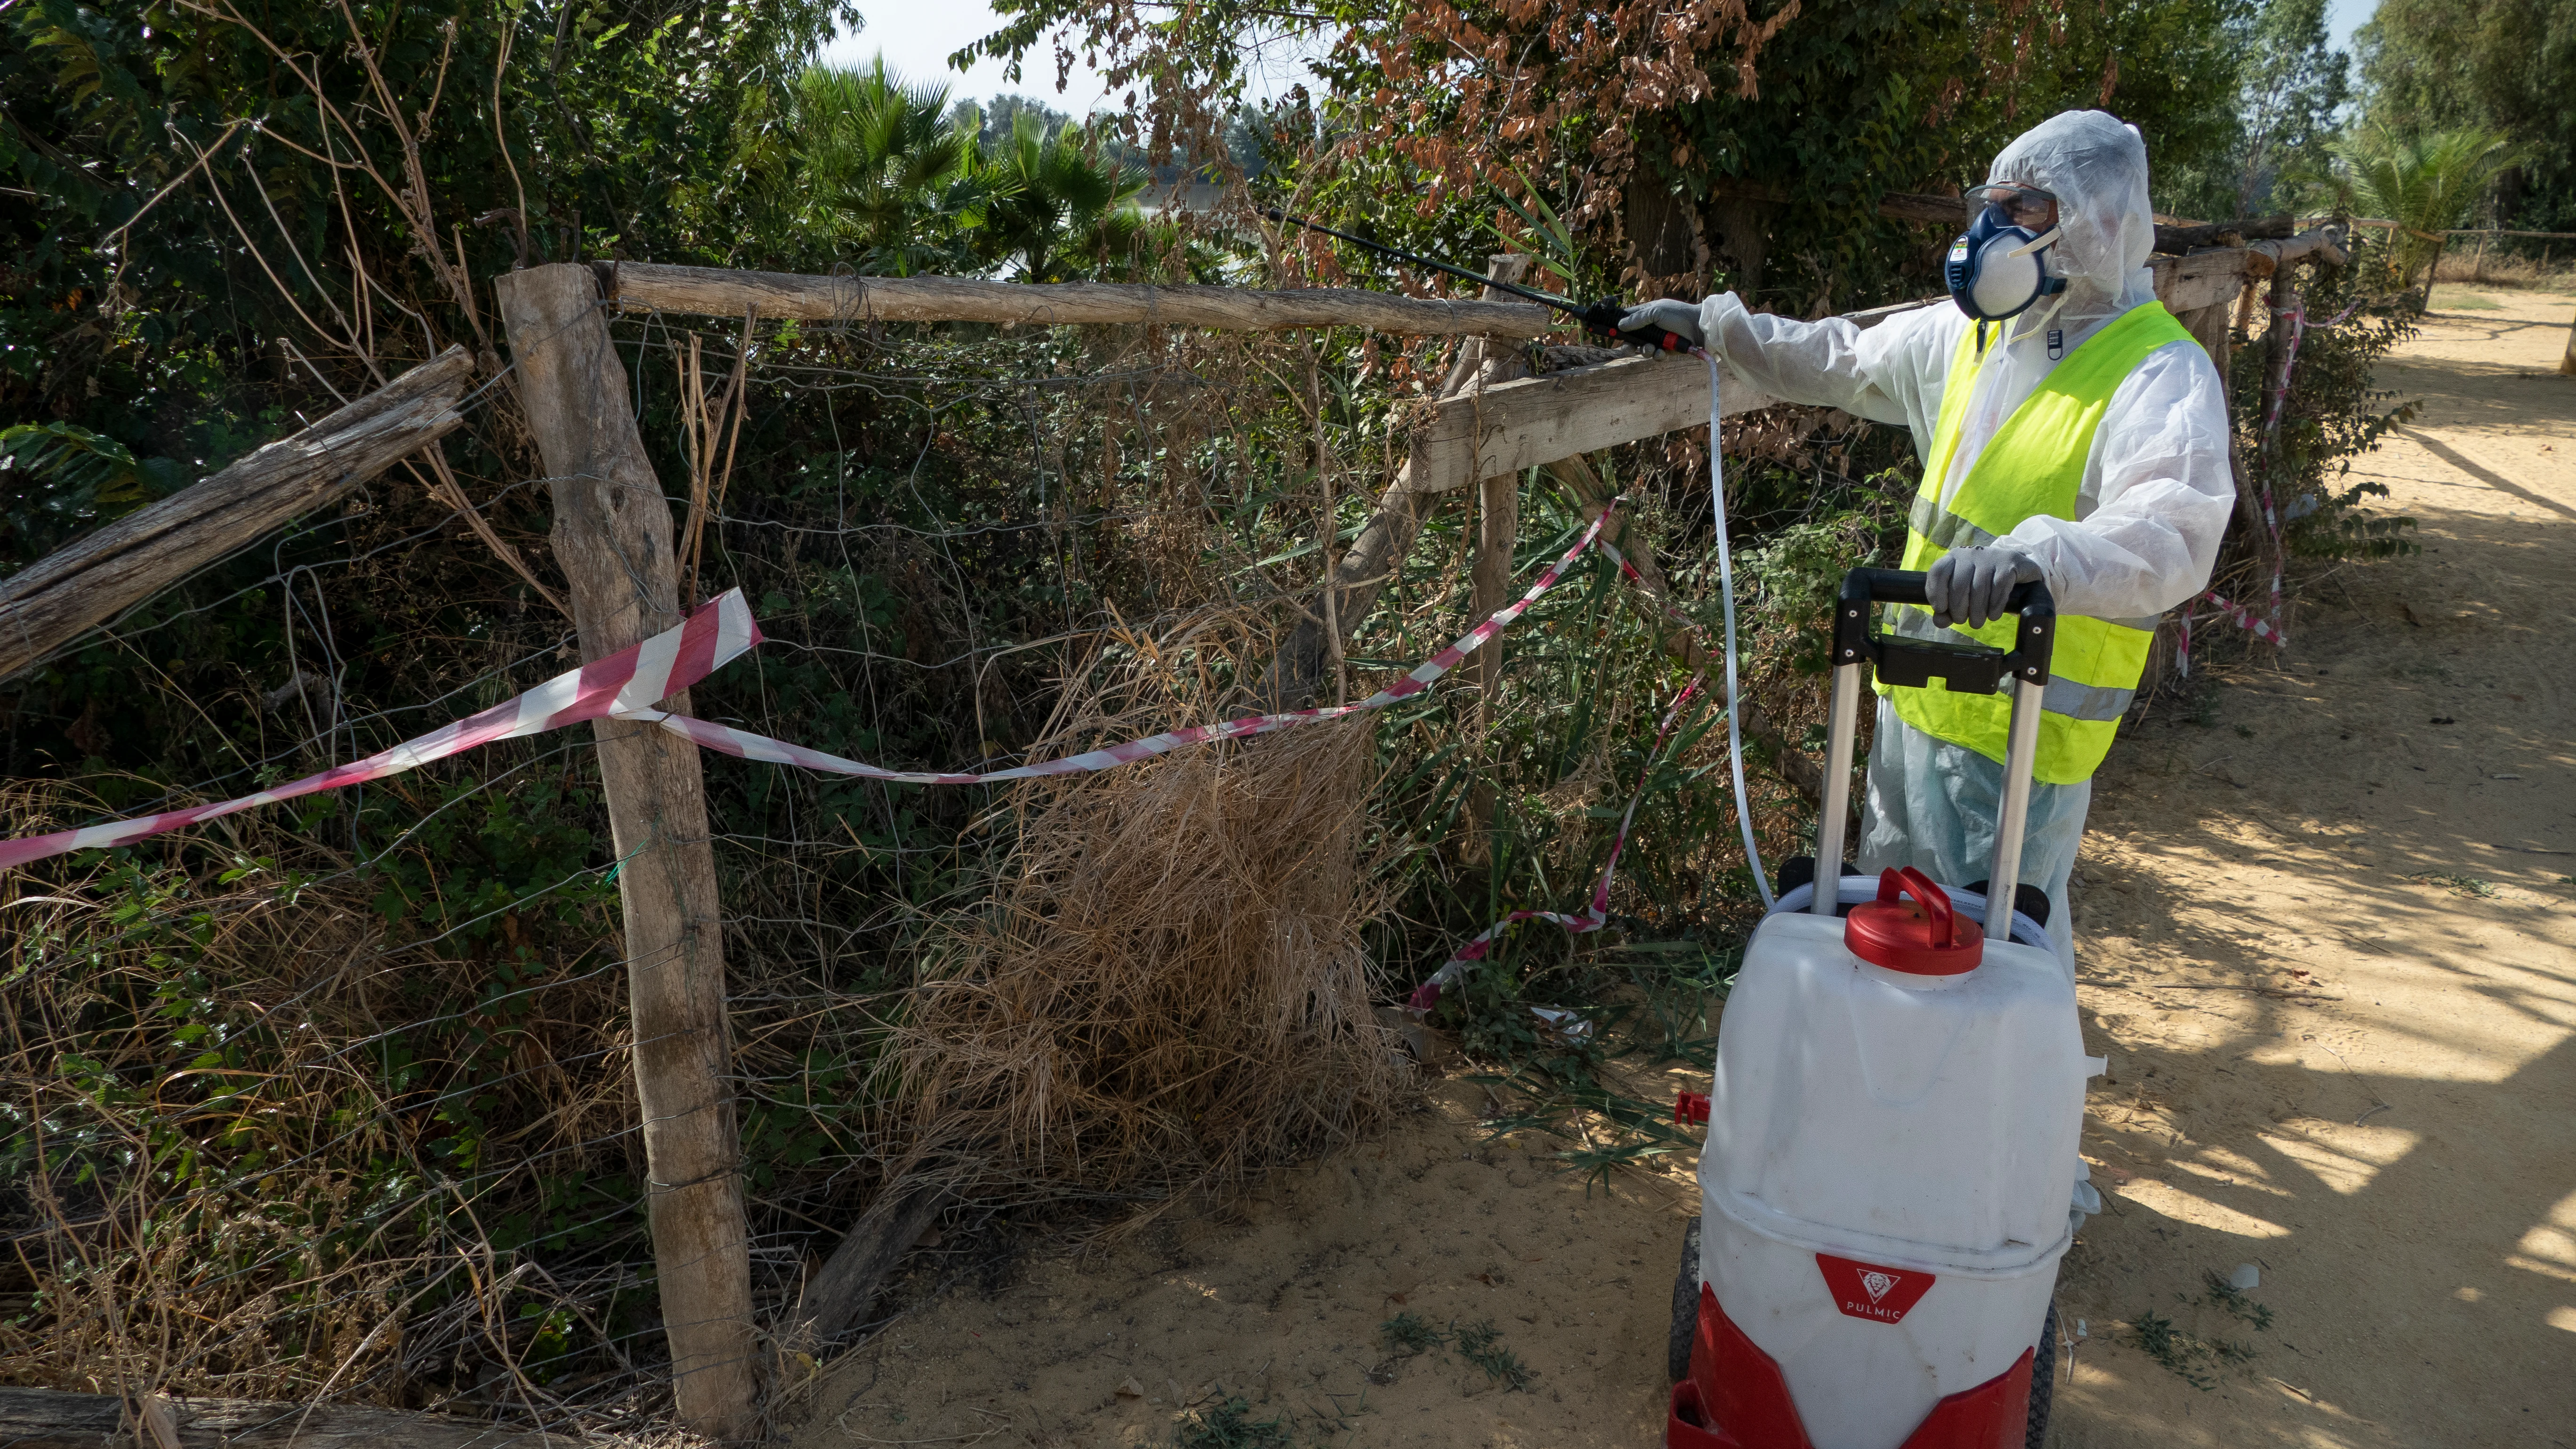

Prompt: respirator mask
[{"left": 1944, "top": 183, "right": 2067, "bottom": 322}]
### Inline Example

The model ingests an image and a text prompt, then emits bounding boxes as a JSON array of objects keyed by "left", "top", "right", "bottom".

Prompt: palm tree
[
  {"left": 2326, "top": 126, "right": 2530, "bottom": 292},
  {"left": 981, "top": 113, "right": 1151, "bottom": 283},
  {"left": 782, "top": 60, "right": 995, "bottom": 276}
]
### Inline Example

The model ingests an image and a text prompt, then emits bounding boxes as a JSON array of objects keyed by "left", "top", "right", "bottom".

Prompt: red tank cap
[{"left": 1844, "top": 868, "right": 1983, "bottom": 975}]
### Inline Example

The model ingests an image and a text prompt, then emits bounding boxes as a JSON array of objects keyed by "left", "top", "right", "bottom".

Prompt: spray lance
[
  {"left": 1260, "top": 208, "right": 1700, "bottom": 354},
  {"left": 1261, "top": 206, "right": 1776, "bottom": 909}
]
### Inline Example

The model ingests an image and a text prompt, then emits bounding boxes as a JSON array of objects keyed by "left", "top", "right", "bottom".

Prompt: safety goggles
[{"left": 1964, "top": 182, "right": 2060, "bottom": 233}]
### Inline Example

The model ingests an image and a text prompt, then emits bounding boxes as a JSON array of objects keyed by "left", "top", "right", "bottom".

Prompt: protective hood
[{"left": 1982, "top": 110, "right": 2158, "bottom": 319}]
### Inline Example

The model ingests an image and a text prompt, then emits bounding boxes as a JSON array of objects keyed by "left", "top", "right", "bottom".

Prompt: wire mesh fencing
[{"left": 0, "top": 298, "right": 1892, "bottom": 1432}]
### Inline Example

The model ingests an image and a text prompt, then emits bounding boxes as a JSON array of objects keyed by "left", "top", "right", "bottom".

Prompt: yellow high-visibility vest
[{"left": 1876, "top": 303, "right": 2195, "bottom": 784}]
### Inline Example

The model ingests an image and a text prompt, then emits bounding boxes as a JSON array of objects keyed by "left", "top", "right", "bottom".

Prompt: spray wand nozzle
[{"left": 1260, "top": 208, "right": 1697, "bottom": 355}]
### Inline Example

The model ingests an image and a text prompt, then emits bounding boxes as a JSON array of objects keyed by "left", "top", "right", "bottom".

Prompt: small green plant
[
  {"left": 2412, "top": 871, "right": 2498, "bottom": 898},
  {"left": 2195, "top": 1270, "right": 2276, "bottom": 1331},
  {"left": 2190, "top": 679, "right": 2223, "bottom": 728},
  {"left": 2129, "top": 1310, "right": 2217, "bottom": 1390},
  {"left": 1452, "top": 1319, "right": 1533, "bottom": 1390},
  {"left": 2130, "top": 1306, "right": 2260, "bottom": 1391},
  {"left": 1378, "top": 1313, "right": 1532, "bottom": 1390},
  {"left": 1173, "top": 1397, "right": 1294, "bottom": 1449},
  {"left": 1378, "top": 1311, "right": 1447, "bottom": 1353}
]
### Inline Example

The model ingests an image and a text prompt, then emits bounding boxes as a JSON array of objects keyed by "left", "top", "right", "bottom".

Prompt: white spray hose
[{"left": 1702, "top": 351, "right": 1773, "bottom": 910}]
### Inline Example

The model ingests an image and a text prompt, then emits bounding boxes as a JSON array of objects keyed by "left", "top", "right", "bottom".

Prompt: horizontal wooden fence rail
[
  {"left": 0, "top": 346, "right": 475, "bottom": 684},
  {"left": 600, "top": 262, "right": 1559, "bottom": 336}
]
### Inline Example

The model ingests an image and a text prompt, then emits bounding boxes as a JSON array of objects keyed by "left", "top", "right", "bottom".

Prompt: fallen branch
[
  {"left": 0, "top": 347, "right": 477, "bottom": 683},
  {"left": 786, "top": 1173, "right": 956, "bottom": 1346}
]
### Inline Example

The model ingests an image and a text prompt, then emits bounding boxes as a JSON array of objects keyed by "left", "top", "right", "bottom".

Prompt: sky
[
  {"left": 2326, "top": 0, "right": 2375, "bottom": 64},
  {"left": 826, "top": 1, "right": 2383, "bottom": 116},
  {"left": 819, "top": 3, "right": 1323, "bottom": 117}
]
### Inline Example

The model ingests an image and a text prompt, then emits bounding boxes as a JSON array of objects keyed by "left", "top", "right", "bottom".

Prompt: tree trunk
[
  {"left": 493, "top": 265, "right": 759, "bottom": 1442},
  {"left": 1625, "top": 177, "right": 1702, "bottom": 292},
  {"left": 1258, "top": 258, "right": 1535, "bottom": 708},
  {"left": 1704, "top": 194, "right": 1774, "bottom": 298}
]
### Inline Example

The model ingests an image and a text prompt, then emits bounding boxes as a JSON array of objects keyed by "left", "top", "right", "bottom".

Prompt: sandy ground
[{"left": 781, "top": 288, "right": 2576, "bottom": 1449}]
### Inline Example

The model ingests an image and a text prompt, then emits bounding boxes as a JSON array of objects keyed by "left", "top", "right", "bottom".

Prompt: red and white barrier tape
[
  {"left": 2200, "top": 588, "right": 2287, "bottom": 646},
  {"left": 0, "top": 591, "right": 762, "bottom": 870},
  {"left": 1407, "top": 672, "right": 1707, "bottom": 1012},
  {"left": 0, "top": 513, "right": 1620, "bottom": 869},
  {"left": 1411, "top": 349, "right": 1759, "bottom": 1011},
  {"left": 2215, "top": 296, "right": 2359, "bottom": 653}
]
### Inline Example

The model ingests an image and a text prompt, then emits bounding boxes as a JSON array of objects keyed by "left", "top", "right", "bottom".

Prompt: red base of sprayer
[{"left": 1667, "top": 1286, "right": 2034, "bottom": 1449}]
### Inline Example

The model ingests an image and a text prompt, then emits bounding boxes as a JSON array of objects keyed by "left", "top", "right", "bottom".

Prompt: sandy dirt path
[
  {"left": 2051, "top": 286, "right": 2576, "bottom": 1447},
  {"left": 781, "top": 290, "right": 2576, "bottom": 1449}
]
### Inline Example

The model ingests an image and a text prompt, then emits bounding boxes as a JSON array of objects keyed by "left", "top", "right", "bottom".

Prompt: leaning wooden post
[{"left": 493, "top": 265, "right": 759, "bottom": 1441}]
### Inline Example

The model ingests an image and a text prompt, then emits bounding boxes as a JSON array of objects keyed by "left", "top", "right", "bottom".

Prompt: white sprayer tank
[{"left": 1698, "top": 870, "right": 2088, "bottom": 1449}]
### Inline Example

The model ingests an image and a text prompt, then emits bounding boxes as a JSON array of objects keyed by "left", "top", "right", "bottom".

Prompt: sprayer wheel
[
  {"left": 1668, "top": 1214, "right": 1703, "bottom": 1382},
  {"left": 2028, "top": 1297, "right": 2059, "bottom": 1448}
]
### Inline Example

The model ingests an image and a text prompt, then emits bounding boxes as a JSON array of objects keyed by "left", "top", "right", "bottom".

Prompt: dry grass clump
[
  {"left": 2428, "top": 248, "right": 2576, "bottom": 290},
  {"left": 891, "top": 716, "right": 1405, "bottom": 1207}
]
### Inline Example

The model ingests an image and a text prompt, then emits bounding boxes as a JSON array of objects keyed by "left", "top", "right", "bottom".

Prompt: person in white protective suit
[{"left": 1623, "top": 110, "right": 2234, "bottom": 976}]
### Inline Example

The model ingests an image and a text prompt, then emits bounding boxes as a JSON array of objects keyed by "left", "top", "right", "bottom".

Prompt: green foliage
[
  {"left": 2195, "top": 1269, "right": 2277, "bottom": 1330},
  {"left": 2326, "top": 127, "right": 2535, "bottom": 288},
  {"left": 746, "top": 59, "right": 1159, "bottom": 282},
  {"left": 1741, "top": 505, "right": 1894, "bottom": 677},
  {"left": 2128, "top": 1309, "right": 2234, "bottom": 1390},
  {"left": 2157, "top": 0, "right": 2351, "bottom": 219},
  {"left": 1373, "top": 1312, "right": 1529, "bottom": 1389},
  {"left": 0, "top": 419, "right": 186, "bottom": 558},
  {"left": 2227, "top": 237, "right": 2422, "bottom": 564},
  {"left": 1649, "top": 0, "right": 2250, "bottom": 312},
  {"left": 1172, "top": 1397, "right": 1294, "bottom": 1449},
  {"left": 982, "top": 112, "right": 1152, "bottom": 282},
  {"left": 1378, "top": 1311, "right": 1446, "bottom": 1353},
  {"left": 774, "top": 61, "right": 997, "bottom": 275},
  {"left": 1451, "top": 1319, "right": 1533, "bottom": 1390},
  {"left": 2357, "top": 0, "right": 2576, "bottom": 231}
]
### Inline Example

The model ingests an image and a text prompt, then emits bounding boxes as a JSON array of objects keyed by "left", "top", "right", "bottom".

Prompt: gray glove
[
  {"left": 1616, "top": 298, "right": 1705, "bottom": 350},
  {"left": 1926, "top": 547, "right": 2042, "bottom": 630}
]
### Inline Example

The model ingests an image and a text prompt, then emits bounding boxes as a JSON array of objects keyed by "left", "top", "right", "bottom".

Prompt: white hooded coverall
[{"left": 1698, "top": 111, "right": 2236, "bottom": 973}]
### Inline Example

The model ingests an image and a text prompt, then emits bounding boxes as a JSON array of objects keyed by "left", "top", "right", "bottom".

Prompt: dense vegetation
[
  {"left": 0, "top": 0, "right": 2475, "bottom": 1427},
  {"left": 2357, "top": 0, "right": 2576, "bottom": 232}
]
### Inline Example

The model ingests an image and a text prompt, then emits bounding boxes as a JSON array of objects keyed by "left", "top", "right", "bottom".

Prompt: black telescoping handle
[
  {"left": 1260, "top": 208, "right": 1698, "bottom": 354},
  {"left": 1832, "top": 567, "right": 2056, "bottom": 692}
]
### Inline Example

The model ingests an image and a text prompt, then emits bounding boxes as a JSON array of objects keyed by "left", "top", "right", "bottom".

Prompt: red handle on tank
[
  {"left": 1888, "top": 867, "right": 1951, "bottom": 940},
  {"left": 1843, "top": 867, "right": 1984, "bottom": 975}
]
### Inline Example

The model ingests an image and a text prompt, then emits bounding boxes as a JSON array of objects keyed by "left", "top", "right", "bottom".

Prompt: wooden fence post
[{"left": 492, "top": 265, "right": 759, "bottom": 1441}]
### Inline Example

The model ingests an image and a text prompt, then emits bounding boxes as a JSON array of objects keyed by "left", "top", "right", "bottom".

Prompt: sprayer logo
[{"left": 1816, "top": 1254, "right": 1936, "bottom": 1324}]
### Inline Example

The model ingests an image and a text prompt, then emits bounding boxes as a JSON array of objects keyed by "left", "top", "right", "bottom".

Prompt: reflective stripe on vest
[{"left": 1877, "top": 303, "right": 2196, "bottom": 785}]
